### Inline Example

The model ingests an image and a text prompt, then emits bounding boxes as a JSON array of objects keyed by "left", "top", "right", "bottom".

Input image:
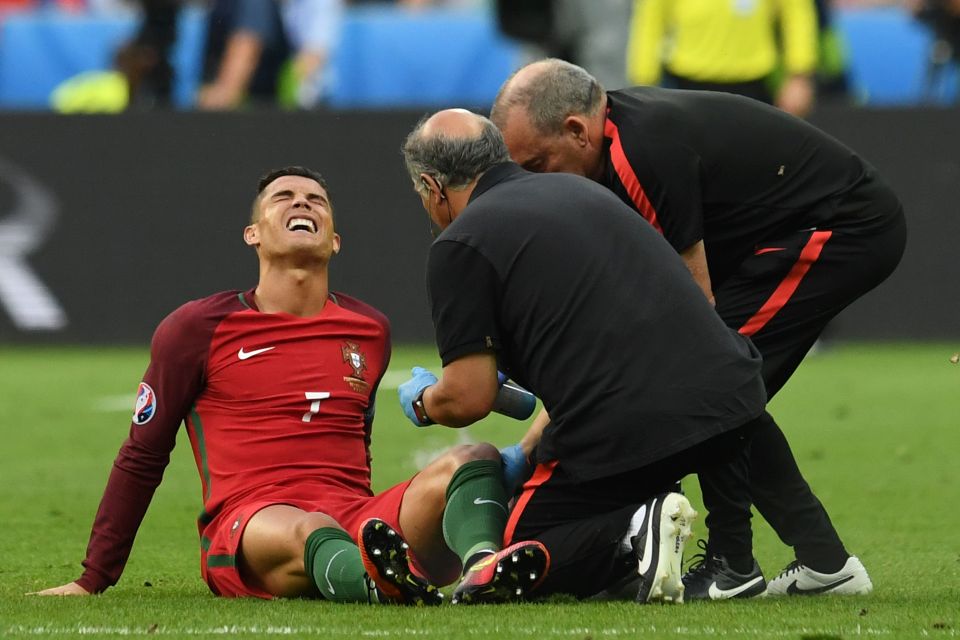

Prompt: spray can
[{"left": 492, "top": 372, "right": 536, "bottom": 420}]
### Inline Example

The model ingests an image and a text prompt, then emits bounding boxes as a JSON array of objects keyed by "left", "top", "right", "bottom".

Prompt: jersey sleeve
[
  {"left": 426, "top": 239, "right": 502, "bottom": 366},
  {"left": 610, "top": 114, "right": 705, "bottom": 253},
  {"left": 76, "top": 303, "right": 209, "bottom": 594}
]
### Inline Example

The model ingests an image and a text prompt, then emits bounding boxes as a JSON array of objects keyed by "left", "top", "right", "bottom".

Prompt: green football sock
[
  {"left": 303, "top": 527, "right": 374, "bottom": 603},
  {"left": 442, "top": 459, "right": 509, "bottom": 570}
]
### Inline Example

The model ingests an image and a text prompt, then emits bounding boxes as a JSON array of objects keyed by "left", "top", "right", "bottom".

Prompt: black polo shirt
[
  {"left": 426, "top": 162, "right": 766, "bottom": 481},
  {"left": 603, "top": 87, "right": 902, "bottom": 286}
]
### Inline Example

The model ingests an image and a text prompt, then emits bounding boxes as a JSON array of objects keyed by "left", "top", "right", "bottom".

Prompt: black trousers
[
  {"left": 505, "top": 416, "right": 767, "bottom": 599},
  {"left": 701, "top": 205, "right": 908, "bottom": 568}
]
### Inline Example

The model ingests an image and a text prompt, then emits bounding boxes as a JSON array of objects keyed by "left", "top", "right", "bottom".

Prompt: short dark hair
[
  {"left": 251, "top": 166, "right": 330, "bottom": 223},
  {"left": 491, "top": 58, "right": 604, "bottom": 135},
  {"left": 402, "top": 115, "right": 510, "bottom": 190}
]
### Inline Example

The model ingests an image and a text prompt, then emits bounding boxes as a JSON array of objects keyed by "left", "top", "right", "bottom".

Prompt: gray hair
[
  {"left": 491, "top": 58, "right": 604, "bottom": 135},
  {"left": 402, "top": 114, "right": 510, "bottom": 191}
]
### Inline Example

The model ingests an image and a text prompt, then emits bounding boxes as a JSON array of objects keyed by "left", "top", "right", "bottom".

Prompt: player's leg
[
  {"left": 398, "top": 443, "right": 515, "bottom": 577},
  {"left": 398, "top": 442, "right": 549, "bottom": 603},
  {"left": 236, "top": 505, "right": 370, "bottom": 601},
  {"left": 237, "top": 504, "right": 434, "bottom": 604}
]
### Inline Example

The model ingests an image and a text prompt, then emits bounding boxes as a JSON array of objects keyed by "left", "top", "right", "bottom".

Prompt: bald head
[
  {"left": 402, "top": 108, "right": 510, "bottom": 191},
  {"left": 491, "top": 58, "right": 604, "bottom": 136},
  {"left": 419, "top": 108, "right": 486, "bottom": 140}
]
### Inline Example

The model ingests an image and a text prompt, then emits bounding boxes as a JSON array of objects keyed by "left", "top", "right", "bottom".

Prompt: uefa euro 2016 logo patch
[{"left": 132, "top": 382, "right": 157, "bottom": 426}]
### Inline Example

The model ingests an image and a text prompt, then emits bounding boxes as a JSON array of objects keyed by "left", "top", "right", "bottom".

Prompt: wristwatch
[{"left": 412, "top": 388, "right": 435, "bottom": 426}]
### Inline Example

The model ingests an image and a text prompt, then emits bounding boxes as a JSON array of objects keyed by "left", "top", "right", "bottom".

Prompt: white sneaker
[
  {"left": 766, "top": 555, "right": 873, "bottom": 596},
  {"left": 631, "top": 492, "right": 698, "bottom": 604}
]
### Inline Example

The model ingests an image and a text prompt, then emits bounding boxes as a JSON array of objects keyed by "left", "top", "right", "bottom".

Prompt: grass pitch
[{"left": 1, "top": 342, "right": 958, "bottom": 639}]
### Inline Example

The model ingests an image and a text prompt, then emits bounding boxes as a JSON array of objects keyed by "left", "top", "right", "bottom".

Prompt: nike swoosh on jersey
[
  {"left": 238, "top": 346, "right": 276, "bottom": 360},
  {"left": 473, "top": 497, "right": 507, "bottom": 513},
  {"left": 754, "top": 247, "right": 787, "bottom": 255},
  {"left": 707, "top": 575, "right": 765, "bottom": 599},
  {"left": 786, "top": 574, "right": 854, "bottom": 595}
]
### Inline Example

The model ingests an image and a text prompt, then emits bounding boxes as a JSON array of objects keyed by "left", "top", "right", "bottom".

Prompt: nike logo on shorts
[{"left": 238, "top": 346, "right": 275, "bottom": 360}]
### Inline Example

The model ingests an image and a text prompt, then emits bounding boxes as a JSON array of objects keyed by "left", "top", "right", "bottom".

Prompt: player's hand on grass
[
  {"left": 398, "top": 366, "right": 438, "bottom": 426},
  {"left": 29, "top": 581, "right": 90, "bottom": 596},
  {"left": 499, "top": 443, "right": 530, "bottom": 494}
]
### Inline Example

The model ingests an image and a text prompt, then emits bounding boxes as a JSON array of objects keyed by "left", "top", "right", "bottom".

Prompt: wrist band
[{"left": 412, "top": 388, "right": 434, "bottom": 426}]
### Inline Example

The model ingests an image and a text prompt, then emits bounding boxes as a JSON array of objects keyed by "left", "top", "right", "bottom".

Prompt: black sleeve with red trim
[
  {"left": 606, "top": 109, "right": 706, "bottom": 254},
  {"left": 75, "top": 297, "right": 222, "bottom": 593}
]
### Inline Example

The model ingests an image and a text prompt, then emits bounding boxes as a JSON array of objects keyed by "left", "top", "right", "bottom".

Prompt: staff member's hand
[
  {"left": 499, "top": 443, "right": 529, "bottom": 494},
  {"left": 398, "top": 366, "right": 438, "bottom": 426}
]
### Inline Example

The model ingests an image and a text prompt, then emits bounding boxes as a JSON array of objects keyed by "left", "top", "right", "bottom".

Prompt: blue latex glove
[
  {"left": 500, "top": 443, "right": 530, "bottom": 494},
  {"left": 398, "top": 366, "right": 438, "bottom": 426}
]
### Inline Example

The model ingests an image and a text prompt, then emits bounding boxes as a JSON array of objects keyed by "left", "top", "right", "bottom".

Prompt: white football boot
[
  {"left": 631, "top": 492, "right": 698, "bottom": 603},
  {"left": 766, "top": 555, "right": 873, "bottom": 596}
]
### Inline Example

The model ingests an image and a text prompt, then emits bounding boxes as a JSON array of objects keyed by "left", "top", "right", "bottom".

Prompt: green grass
[{"left": 1, "top": 343, "right": 958, "bottom": 639}]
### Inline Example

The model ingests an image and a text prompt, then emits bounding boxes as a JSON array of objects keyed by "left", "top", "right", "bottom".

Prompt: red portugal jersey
[{"left": 76, "top": 288, "right": 390, "bottom": 593}]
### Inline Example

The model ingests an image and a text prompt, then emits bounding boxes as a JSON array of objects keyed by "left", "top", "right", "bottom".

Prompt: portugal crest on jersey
[
  {"left": 341, "top": 341, "right": 369, "bottom": 392},
  {"left": 132, "top": 382, "right": 157, "bottom": 425}
]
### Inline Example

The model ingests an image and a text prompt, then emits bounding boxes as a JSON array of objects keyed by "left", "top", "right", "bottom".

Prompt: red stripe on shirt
[
  {"left": 739, "top": 230, "right": 833, "bottom": 337},
  {"left": 603, "top": 117, "right": 662, "bottom": 233},
  {"left": 503, "top": 460, "right": 558, "bottom": 546}
]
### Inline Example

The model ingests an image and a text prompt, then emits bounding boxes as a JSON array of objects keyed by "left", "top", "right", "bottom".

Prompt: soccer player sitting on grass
[{"left": 32, "top": 166, "right": 545, "bottom": 604}]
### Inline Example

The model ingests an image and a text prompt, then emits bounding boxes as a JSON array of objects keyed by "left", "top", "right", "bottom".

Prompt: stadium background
[{"left": 0, "top": 3, "right": 957, "bottom": 346}]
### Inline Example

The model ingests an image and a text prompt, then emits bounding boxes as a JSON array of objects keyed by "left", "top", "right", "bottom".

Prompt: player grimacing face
[{"left": 244, "top": 175, "right": 341, "bottom": 263}]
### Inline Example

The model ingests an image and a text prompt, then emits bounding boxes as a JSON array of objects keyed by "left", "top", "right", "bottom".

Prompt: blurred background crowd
[{"left": 0, "top": 0, "right": 956, "bottom": 113}]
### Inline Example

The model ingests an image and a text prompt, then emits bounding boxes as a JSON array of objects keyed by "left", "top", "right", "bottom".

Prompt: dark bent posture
[
  {"left": 396, "top": 109, "right": 774, "bottom": 603},
  {"left": 492, "top": 58, "right": 905, "bottom": 598}
]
